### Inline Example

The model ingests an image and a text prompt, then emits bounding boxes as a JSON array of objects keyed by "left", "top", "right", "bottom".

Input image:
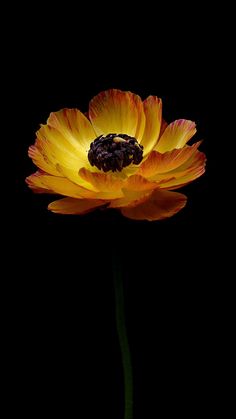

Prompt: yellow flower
[{"left": 26, "top": 89, "right": 206, "bottom": 221}]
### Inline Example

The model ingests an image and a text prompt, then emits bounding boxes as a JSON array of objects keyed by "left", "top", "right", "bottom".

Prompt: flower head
[{"left": 26, "top": 89, "right": 206, "bottom": 221}]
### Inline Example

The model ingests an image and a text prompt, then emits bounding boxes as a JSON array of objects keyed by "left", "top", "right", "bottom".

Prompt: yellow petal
[
  {"left": 36, "top": 124, "right": 87, "bottom": 169},
  {"left": 28, "top": 145, "right": 60, "bottom": 176},
  {"left": 155, "top": 120, "right": 196, "bottom": 153},
  {"left": 47, "top": 108, "right": 96, "bottom": 154},
  {"left": 26, "top": 172, "right": 96, "bottom": 198},
  {"left": 133, "top": 94, "right": 146, "bottom": 141},
  {"left": 89, "top": 89, "right": 143, "bottom": 138},
  {"left": 54, "top": 165, "right": 99, "bottom": 191},
  {"left": 140, "top": 96, "right": 162, "bottom": 156},
  {"left": 138, "top": 141, "right": 202, "bottom": 178},
  {"left": 48, "top": 197, "right": 107, "bottom": 214},
  {"left": 34, "top": 121, "right": 94, "bottom": 188},
  {"left": 121, "top": 189, "right": 187, "bottom": 221}
]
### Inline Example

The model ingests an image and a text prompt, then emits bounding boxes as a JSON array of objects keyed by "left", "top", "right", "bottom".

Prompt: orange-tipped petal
[
  {"left": 157, "top": 151, "right": 206, "bottom": 190},
  {"left": 48, "top": 197, "right": 107, "bottom": 214},
  {"left": 140, "top": 96, "right": 162, "bottom": 156},
  {"left": 26, "top": 172, "right": 96, "bottom": 198},
  {"left": 138, "top": 141, "right": 202, "bottom": 178},
  {"left": 109, "top": 175, "right": 158, "bottom": 208},
  {"left": 155, "top": 119, "right": 197, "bottom": 153},
  {"left": 89, "top": 89, "right": 143, "bottom": 138},
  {"left": 145, "top": 149, "right": 206, "bottom": 190},
  {"left": 121, "top": 189, "right": 187, "bottom": 221}
]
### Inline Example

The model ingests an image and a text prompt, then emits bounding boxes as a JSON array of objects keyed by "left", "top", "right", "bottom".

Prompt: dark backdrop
[{"left": 10, "top": 6, "right": 227, "bottom": 419}]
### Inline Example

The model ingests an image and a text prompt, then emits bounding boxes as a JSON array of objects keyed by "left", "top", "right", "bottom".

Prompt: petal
[
  {"left": 26, "top": 172, "right": 96, "bottom": 198},
  {"left": 79, "top": 167, "right": 124, "bottom": 192},
  {"left": 133, "top": 94, "right": 146, "bottom": 141},
  {"left": 36, "top": 124, "right": 87, "bottom": 169},
  {"left": 109, "top": 175, "right": 158, "bottom": 208},
  {"left": 48, "top": 197, "right": 107, "bottom": 214},
  {"left": 140, "top": 96, "right": 162, "bottom": 156},
  {"left": 124, "top": 174, "right": 159, "bottom": 191},
  {"left": 47, "top": 109, "right": 96, "bottom": 154},
  {"left": 156, "top": 151, "right": 206, "bottom": 190},
  {"left": 53, "top": 164, "right": 98, "bottom": 191},
  {"left": 155, "top": 120, "right": 197, "bottom": 153},
  {"left": 159, "top": 119, "right": 168, "bottom": 138},
  {"left": 35, "top": 122, "right": 93, "bottom": 187},
  {"left": 89, "top": 89, "right": 143, "bottom": 138},
  {"left": 145, "top": 149, "right": 206, "bottom": 190},
  {"left": 109, "top": 189, "right": 153, "bottom": 209},
  {"left": 28, "top": 145, "right": 60, "bottom": 176},
  {"left": 78, "top": 168, "right": 127, "bottom": 199},
  {"left": 121, "top": 189, "right": 187, "bottom": 221},
  {"left": 138, "top": 141, "right": 202, "bottom": 178}
]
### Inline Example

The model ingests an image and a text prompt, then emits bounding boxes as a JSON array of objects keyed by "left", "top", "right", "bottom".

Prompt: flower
[{"left": 26, "top": 89, "right": 206, "bottom": 221}]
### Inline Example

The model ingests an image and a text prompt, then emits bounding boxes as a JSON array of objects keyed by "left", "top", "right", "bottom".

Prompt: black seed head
[{"left": 88, "top": 133, "right": 143, "bottom": 172}]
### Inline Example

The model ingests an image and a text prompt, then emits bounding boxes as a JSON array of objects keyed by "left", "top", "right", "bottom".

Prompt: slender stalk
[{"left": 113, "top": 254, "right": 133, "bottom": 419}]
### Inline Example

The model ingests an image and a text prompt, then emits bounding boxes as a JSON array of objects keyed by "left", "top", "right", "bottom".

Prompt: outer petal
[
  {"left": 47, "top": 109, "right": 96, "bottom": 154},
  {"left": 121, "top": 189, "right": 187, "bottom": 221},
  {"left": 138, "top": 141, "right": 202, "bottom": 178},
  {"left": 48, "top": 197, "right": 107, "bottom": 214},
  {"left": 155, "top": 120, "right": 196, "bottom": 153},
  {"left": 89, "top": 89, "right": 143, "bottom": 138},
  {"left": 143, "top": 149, "right": 206, "bottom": 191},
  {"left": 26, "top": 172, "right": 96, "bottom": 198},
  {"left": 124, "top": 175, "right": 159, "bottom": 191},
  {"left": 109, "top": 189, "right": 153, "bottom": 209},
  {"left": 109, "top": 175, "right": 158, "bottom": 208},
  {"left": 156, "top": 151, "right": 206, "bottom": 190},
  {"left": 140, "top": 96, "right": 162, "bottom": 156}
]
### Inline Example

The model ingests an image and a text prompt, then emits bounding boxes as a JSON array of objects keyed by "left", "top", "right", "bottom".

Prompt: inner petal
[{"left": 89, "top": 89, "right": 142, "bottom": 138}]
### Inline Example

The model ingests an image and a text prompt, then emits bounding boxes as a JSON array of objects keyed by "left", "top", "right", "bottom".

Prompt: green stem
[{"left": 113, "top": 254, "right": 133, "bottom": 419}]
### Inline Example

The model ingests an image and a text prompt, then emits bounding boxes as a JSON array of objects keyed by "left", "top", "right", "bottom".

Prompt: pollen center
[{"left": 88, "top": 133, "right": 144, "bottom": 172}]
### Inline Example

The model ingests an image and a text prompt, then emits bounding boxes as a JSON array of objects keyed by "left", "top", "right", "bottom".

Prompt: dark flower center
[{"left": 88, "top": 133, "right": 144, "bottom": 172}]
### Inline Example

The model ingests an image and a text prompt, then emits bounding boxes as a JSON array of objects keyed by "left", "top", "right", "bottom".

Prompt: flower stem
[{"left": 113, "top": 254, "right": 133, "bottom": 419}]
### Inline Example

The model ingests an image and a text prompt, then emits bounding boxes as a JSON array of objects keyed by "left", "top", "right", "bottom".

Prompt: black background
[{"left": 10, "top": 5, "right": 228, "bottom": 418}]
